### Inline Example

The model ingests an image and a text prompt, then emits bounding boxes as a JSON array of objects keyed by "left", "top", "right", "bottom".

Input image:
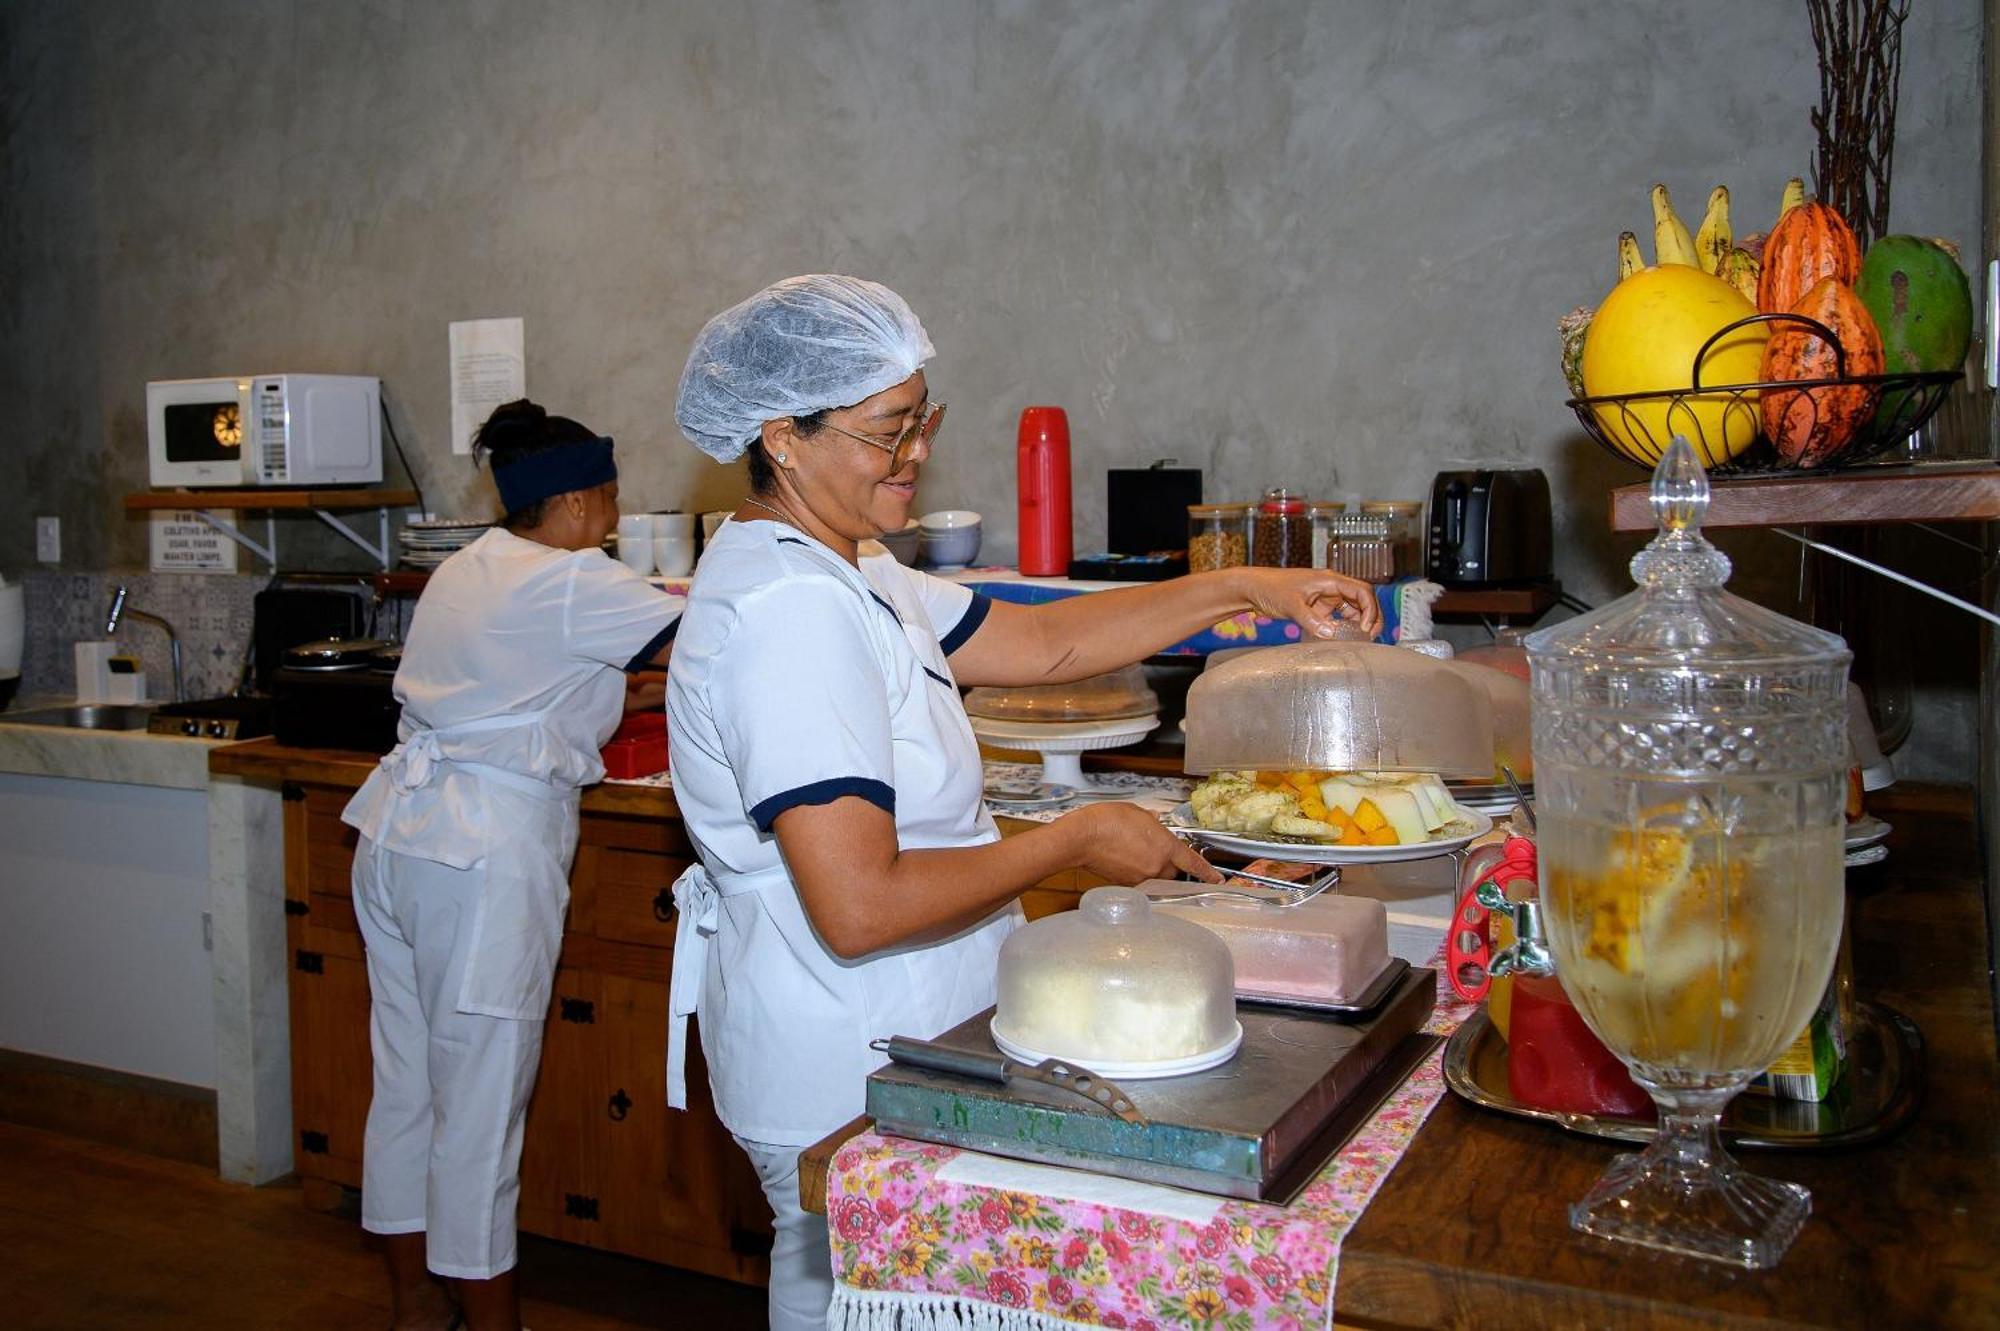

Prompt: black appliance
[
  {"left": 1426, "top": 469, "right": 1553, "bottom": 587},
  {"left": 1108, "top": 462, "right": 1202, "bottom": 554},
  {"left": 253, "top": 586, "right": 369, "bottom": 692},
  {"left": 272, "top": 638, "right": 402, "bottom": 753},
  {"left": 148, "top": 696, "right": 273, "bottom": 740}
]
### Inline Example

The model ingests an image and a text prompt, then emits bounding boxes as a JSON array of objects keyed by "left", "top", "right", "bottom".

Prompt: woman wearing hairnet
[{"left": 666, "top": 274, "right": 1380, "bottom": 1328}]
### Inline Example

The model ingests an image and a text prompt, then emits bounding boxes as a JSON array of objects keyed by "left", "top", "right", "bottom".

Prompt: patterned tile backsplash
[{"left": 21, "top": 571, "right": 266, "bottom": 701}]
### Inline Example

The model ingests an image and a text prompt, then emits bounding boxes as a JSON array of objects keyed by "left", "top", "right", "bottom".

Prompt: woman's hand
[
  {"left": 1232, "top": 567, "right": 1383, "bottom": 640},
  {"left": 1057, "top": 803, "right": 1224, "bottom": 886},
  {"left": 623, "top": 669, "right": 667, "bottom": 713}
]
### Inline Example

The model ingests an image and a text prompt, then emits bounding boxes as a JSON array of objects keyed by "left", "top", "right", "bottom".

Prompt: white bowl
[
  {"left": 877, "top": 520, "right": 921, "bottom": 566},
  {"left": 919, "top": 509, "right": 983, "bottom": 533},
  {"left": 652, "top": 536, "right": 696, "bottom": 577},
  {"left": 616, "top": 534, "right": 654, "bottom": 575},
  {"left": 920, "top": 524, "right": 982, "bottom": 569},
  {"left": 617, "top": 514, "right": 654, "bottom": 543},
  {"left": 651, "top": 511, "right": 696, "bottom": 539}
]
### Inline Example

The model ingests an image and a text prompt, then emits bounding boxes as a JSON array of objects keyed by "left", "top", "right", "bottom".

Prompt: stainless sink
[{"left": 2, "top": 704, "right": 158, "bottom": 731}]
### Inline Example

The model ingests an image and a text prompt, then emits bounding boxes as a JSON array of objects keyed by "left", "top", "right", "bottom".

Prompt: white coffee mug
[
  {"left": 701, "top": 510, "right": 731, "bottom": 541},
  {"left": 652, "top": 536, "right": 696, "bottom": 577},
  {"left": 617, "top": 514, "right": 653, "bottom": 545},
  {"left": 652, "top": 512, "right": 696, "bottom": 539},
  {"left": 617, "top": 534, "right": 654, "bottom": 575}
]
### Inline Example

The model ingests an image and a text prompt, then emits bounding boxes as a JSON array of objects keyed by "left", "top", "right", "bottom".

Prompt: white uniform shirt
[
  {"left": 342, "top": 527, "right": 681, "bottom": 1016},
  {"left": 666, "top": 518, "right": 1017, "bottom": 1146}
]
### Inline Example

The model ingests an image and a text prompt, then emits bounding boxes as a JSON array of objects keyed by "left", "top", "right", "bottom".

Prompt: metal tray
[
  {"left": 1442, "top": 1000, "right": 1924, "bottom": 1150},
  {"left": 867, "top": 969, "right": 1441, "bottom": 1202}
]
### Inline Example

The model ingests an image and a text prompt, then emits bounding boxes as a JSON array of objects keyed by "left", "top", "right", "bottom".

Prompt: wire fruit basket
[{"left": 1567, "top": 311, "right": 1962, "bottom": 477}]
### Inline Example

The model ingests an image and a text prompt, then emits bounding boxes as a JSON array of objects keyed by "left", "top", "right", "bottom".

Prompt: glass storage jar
[
  {"left": 1308, "top": 501, "right": 1346, "bottom": 569},
  {"left": 1329, "top": 512, "right": 1395, "bottom": 582},
  {"left": 1187, "top": 503, "right": 1250, "bottom": 572},
  {"left": 1525, "top": 439, "right": 1851, "bottom": 1270},
  {"left": 1251, "top": 488, "right": 1312, "bottom": 567},
  {"left": 1361, "top": 500, "right": 1425, "bottom": 576}
]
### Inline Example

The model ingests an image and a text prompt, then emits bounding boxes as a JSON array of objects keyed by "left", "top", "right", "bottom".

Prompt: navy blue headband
[{"left": 492, "top": 437, "right": 617, "bottom": 513}]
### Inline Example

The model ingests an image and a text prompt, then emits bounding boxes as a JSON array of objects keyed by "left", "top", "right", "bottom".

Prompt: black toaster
[{"left": 1426, "top": 469, "right": 1553, "bottom": 587}]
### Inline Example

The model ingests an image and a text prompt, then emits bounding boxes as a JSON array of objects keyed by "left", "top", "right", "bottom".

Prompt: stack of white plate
[{"left": 398, "top": 518, "right": 490, "bottom": 569}]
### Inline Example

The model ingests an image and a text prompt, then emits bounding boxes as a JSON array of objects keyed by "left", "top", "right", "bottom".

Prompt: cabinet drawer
[{"left": 594, "top": 846, "right": 689, "bottom": 949}]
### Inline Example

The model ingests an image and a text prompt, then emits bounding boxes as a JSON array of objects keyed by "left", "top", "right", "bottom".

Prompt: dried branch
[{"left": 1808, "top": 0, "right": 1909, "bottom": 244}]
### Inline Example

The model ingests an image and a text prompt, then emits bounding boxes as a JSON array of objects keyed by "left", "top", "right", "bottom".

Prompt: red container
[
  {"left": 600, "top": 710, "right": 668, "bottom": 779},
  {"left": 1016, "top": 406, "right": 1072, "bottom": 576}
]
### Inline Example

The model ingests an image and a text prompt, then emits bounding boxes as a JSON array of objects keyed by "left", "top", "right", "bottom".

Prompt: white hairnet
[{"left": 674, "top": 274, "right": 935, "bottom": 462}]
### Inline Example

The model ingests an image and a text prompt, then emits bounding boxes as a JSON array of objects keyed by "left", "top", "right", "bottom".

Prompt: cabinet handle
[
  {"left": 559, "top": 997, "right": 595, "bottom": 1024},
  {"left": 608, "top": 1088, "right": 631, "bottom": 1122},
  {"left": 652, "top": 888, "right": 677, "bottom": 922}
]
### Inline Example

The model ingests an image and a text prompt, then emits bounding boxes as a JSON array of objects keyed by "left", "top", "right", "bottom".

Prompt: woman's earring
[{"left": 775, "top": 453, "right": 789, "bottom": 464}]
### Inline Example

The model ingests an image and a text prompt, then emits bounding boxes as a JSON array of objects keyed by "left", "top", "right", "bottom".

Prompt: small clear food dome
[{"left": 992, "top": 886, "right": 1241, "bottom": 1078}]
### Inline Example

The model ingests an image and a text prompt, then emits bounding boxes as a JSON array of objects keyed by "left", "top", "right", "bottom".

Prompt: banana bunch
[
  {"left": 1633, "top": 179, "right": 1811, "bottom": 297},
  {"left": 1569, "top": 178, "right": 1810, "bottom": 399}
]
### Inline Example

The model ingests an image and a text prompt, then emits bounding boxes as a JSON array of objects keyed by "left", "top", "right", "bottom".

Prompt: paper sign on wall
[
  {"left": 149, "top": 511, "right": 240, "bottom": 573},
  {"left": 450, "top": 317, "right": 526, "bottom": 455}
]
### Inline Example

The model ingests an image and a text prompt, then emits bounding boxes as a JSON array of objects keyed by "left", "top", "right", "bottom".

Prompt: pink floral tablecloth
[{"left": 827, "top": 968, "right": 1476, "bottom": 1331}]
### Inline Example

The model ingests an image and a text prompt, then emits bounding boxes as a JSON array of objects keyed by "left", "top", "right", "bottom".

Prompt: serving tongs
[
  {"left": 872, "top": 1036, "right": 1148, "bottom": 1125},
  {"left": 1155, "top": 832, "right": 1344, "bottom": 908}
]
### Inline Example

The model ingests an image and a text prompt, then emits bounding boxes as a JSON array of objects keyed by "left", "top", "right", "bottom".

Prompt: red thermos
[{"left": 1016, "top": 406, "right": 1072, "bottom": 576}]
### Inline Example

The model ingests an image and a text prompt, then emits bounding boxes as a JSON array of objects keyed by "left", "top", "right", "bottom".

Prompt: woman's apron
[{"left": 351, "top": 708, "right": 582, "bottom": 1020}]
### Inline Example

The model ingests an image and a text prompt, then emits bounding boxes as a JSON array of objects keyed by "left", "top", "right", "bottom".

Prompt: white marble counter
[
  {"left": 0, "top": 700, "right": 288, "bottom": 1184},
  {"left": 0, "top": 701, "right": 222, "bottom": 790}
]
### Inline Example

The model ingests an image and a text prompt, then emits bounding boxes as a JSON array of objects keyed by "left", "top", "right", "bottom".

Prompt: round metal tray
[{"left": 1441, "top": 1000, "right": 1923, "bottom": 1150}]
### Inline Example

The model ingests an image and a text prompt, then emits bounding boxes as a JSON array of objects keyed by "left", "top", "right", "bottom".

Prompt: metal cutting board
[{"left": 865, "top": 968, "right": 1439, "bottom": 1203}]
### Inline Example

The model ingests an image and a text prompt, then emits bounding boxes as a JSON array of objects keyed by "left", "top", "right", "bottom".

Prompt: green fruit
[{"left": 1856, "top": 236, "right": 1972, "bottom": 433}]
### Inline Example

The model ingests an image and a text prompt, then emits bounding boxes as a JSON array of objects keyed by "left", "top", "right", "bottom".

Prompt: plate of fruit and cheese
[{"left": 1168, "top": 770, "right": 1493, "bottom": 865}]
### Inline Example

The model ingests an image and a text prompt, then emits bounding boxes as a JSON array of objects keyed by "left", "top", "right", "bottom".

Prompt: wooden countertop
[
  {"left": 801, "top": 785, "right": 2000, "bottom": 1330},
  {"left": 208, "top": 737, "right": 680, "bottom": 818}
]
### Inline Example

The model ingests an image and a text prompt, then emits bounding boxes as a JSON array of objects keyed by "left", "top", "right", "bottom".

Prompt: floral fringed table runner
[{"left": 827, "top": 967, "right": 1475, "bottom": 1331}]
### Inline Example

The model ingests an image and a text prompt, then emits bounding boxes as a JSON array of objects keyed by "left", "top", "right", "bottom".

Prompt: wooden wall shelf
[
  {"left": 123, "top": 488, "right": 419, "bottom": 512},
  {"left": 1610, "top": 463, "right": 2000, "bottom": 533},
  {"left": 124, "top": 489, "right": 420, "bottom": 570},
  {"left": 1432, "top": 583, "right": 1560, "bottom": 619}
]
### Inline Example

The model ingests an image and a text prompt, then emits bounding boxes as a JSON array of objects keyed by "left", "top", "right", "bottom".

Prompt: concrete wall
[{"left": 2, "top": 0, "right": 1986, "bottom": 771}]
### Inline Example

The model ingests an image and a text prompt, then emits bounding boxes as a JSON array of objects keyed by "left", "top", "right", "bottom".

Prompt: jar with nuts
[{"left": 1187, "top": 503, "right": 1250, "bottom": 572}]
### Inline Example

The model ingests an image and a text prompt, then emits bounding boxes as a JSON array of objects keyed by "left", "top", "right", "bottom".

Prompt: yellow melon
[{"left": 1582, "top": 265, "right": 1768, "bottom": 466}]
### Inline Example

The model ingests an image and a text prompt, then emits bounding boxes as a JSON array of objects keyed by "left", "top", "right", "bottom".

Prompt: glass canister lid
[{"left": 1525, "top": 440, "right": 1850, "bottom": 773}]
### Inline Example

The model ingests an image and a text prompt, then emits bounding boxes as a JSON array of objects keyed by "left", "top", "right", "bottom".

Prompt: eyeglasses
[{"left": 814, "top": 400, "right": 946, "bottom": 471}]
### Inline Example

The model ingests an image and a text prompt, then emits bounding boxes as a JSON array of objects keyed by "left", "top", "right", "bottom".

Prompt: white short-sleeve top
[
  {"left": 666, "top": 517, "right": 1017, "bottom": 1146},
  {"left": 344, "top": 526, "right": 681, "bottom": 867}
]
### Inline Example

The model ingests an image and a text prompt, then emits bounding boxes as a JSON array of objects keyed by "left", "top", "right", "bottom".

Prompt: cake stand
[{"left": 969, "top": 713, "right": 1160, "bottom": 794}]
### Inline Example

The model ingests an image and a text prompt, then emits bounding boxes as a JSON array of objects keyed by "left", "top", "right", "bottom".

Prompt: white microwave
[{"left": 147, "top": 374, "right": 383, "bottom": 487}]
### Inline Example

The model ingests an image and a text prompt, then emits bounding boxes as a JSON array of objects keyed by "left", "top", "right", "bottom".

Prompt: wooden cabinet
[{"left": 279, "top": 782, "right": 772, "bottom": 1285}]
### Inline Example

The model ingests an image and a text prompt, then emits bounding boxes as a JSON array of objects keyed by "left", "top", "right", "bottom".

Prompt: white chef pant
[
  {"left": 737, "top": 1138, "right": 834, "bottom": 1331},
  {"left": 353, "top": 837, "right": 551, "bottom": 1281}
]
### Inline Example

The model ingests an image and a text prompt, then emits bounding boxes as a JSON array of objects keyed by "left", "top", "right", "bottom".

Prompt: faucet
[{"left": 106, "top": 585, "right": 185, "bottom": 702}]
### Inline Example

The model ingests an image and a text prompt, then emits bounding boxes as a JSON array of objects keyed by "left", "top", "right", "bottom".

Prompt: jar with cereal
[{"left": 1187, "top": 503, "right": 1250, "bottom": 573}]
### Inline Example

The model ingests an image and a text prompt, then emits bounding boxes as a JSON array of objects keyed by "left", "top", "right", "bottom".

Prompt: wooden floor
[{"left": 0, "top": 1120, "right": 767, "bottom": 1330}]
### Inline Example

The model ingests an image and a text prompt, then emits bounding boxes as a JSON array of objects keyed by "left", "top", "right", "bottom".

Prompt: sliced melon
[
  {"left": 1319, "top": 777, "right": 1367, "bottom": 817},
  {"left": 1370, "top": 788, "right": 1430, "bottom": 844}
]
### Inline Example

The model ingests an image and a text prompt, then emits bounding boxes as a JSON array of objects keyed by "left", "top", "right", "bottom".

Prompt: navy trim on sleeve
[
  {"left": 921, "top": 665, "right": 954, "bottom": 688},
  {"left": 775, "top": 535, "right": 811, "bottom": 547},
  {"left": 937, "top": 591, "right": 993, "bottom": 656},
  {"left": 749, "top": 777, "right": 897, "bottom": 832},
  {"left": 621, "top": 617, "right": 680, "bottom": 672}
]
